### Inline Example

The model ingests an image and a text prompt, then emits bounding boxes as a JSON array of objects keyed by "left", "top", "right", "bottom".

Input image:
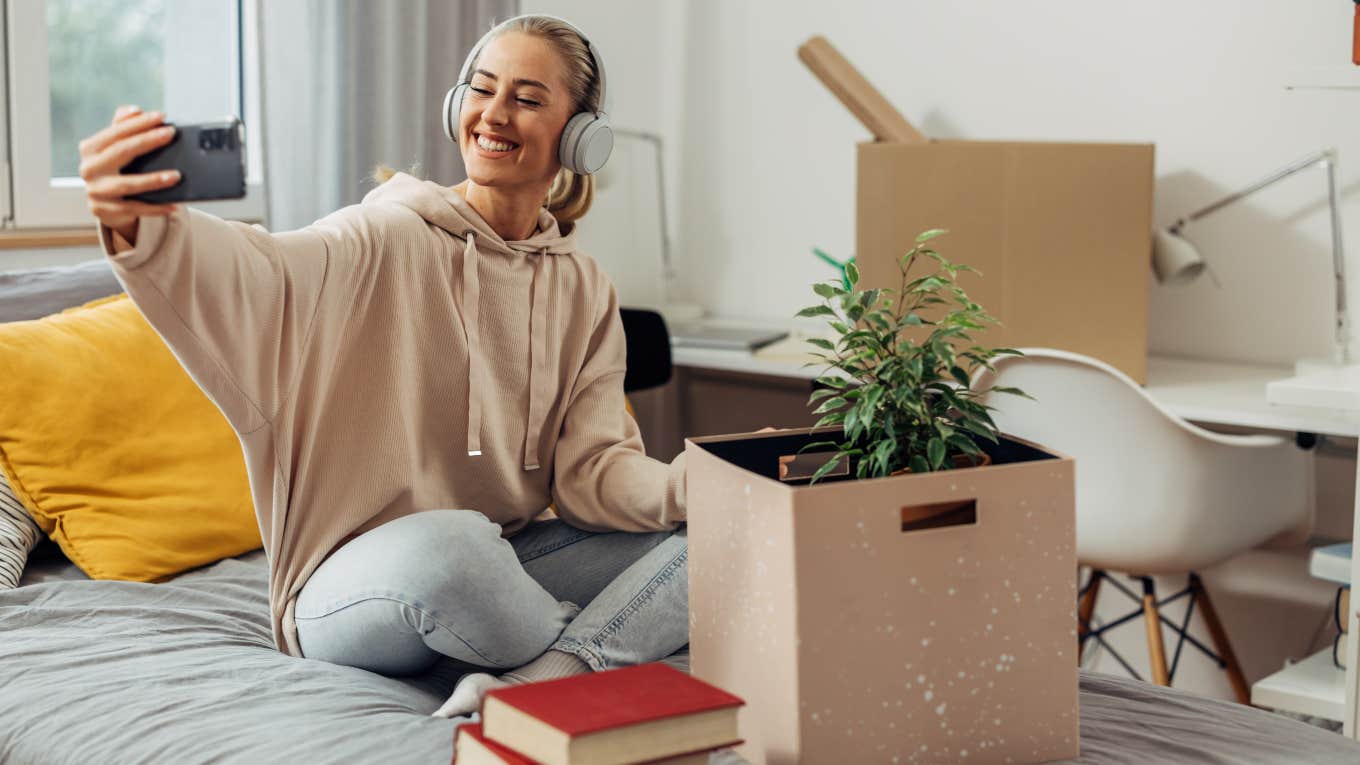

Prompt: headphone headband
[{"left": 456, "top": 13, "right": 610, "bottom": 117}]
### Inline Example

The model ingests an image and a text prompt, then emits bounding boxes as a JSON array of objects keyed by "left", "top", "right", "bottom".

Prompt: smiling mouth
[{"left": 475, "top": 133, "right": 519, "bottom": 153}]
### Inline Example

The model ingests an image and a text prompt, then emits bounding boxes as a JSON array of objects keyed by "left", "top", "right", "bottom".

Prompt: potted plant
[
  {"left": 683, "top": 229, "right": 1078, "bottom": 765},
  {"left": 795, "top": 228, "right": 1030, "bottom": 482}
]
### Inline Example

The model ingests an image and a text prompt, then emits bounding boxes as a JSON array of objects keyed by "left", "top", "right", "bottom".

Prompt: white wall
[{"left": 662, "top": 0, "right": 1360, "bottom": 369}]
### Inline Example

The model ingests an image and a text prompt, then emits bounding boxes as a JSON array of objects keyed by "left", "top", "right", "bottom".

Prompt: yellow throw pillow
[{"left": 0, "top": 293, "right": 260, "bottom": 581}]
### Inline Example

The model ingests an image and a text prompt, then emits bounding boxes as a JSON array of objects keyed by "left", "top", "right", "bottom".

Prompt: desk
[{"left": 671, "top": 343, "right": 1360, "bottom": 439}]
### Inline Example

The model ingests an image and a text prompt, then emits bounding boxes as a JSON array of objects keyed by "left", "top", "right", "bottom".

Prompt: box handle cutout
[
  {"left": 901, "top": 499, "right": 977, "bottom": 533},
  {"left": 777, "top": 452, "right": 848, "bottom": 482}
]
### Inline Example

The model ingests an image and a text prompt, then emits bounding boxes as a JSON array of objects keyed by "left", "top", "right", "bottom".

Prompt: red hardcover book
[
  {"left": 454, "top": 722, "right": 725, "bottom": 765},
  {"left": 479, "top": 663, "right": 743, "bottom": 765},
  {"left": 456, "top": 722, "right": 535, "bottom": 765}
]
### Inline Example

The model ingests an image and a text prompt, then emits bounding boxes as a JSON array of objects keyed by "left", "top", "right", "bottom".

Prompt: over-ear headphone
[{"left": 442, "top": 14, "right": 613, "bottom": 175}]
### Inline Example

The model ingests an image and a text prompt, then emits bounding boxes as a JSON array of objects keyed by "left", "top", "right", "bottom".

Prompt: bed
[
  {"left": 4, "top": 541, "right": 1360, "bottom": 764},
  {"left": 4, "top": 262, "right": 1360, "bottom": 764}
]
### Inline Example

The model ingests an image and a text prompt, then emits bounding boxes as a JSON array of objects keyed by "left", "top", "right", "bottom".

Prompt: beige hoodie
[{"left": 99, "top": 172, "right": 687, "bottom": 657}]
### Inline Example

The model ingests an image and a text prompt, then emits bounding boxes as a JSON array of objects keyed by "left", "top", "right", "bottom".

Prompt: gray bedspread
[{"left": 4, "top": 544, "right": 1360, "bottom": 765}]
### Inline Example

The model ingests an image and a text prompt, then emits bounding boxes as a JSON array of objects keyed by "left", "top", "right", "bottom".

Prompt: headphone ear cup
[
  {"left": 443, "top": 84, "right": 468, "bottom": 143},
  {"left": 558, "top": 112, "right": 592, "bottom": 174},
  {"left": 558, "top": 113, "right": 614, "bottom": 175},
  {"left": 576, "top": 118, "right": 613, "bottom": 175}
]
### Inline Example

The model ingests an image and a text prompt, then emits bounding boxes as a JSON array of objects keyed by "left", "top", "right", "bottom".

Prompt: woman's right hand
[{"left": 79, "top": 105, "right": 182, "bottom": 246}]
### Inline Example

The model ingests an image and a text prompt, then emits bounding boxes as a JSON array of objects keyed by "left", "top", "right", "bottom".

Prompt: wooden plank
[
  {"left": 797, "top": 35, "right": 925, "bottom": 144},
  {"left": 0, "top": 228, "right": 99, "bottom": 249}
]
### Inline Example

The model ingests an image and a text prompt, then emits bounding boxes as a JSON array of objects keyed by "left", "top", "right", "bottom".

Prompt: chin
[{"left": 463, "top": 163, "right": 556, "bottom": 193}]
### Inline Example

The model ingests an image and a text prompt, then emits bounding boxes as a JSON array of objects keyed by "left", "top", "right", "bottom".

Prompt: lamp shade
[{"left": 1152, "top": 228, "right": 1206, "bottom": 285}]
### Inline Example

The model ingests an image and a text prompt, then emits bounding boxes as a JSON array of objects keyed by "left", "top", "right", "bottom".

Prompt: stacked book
[
  {"left": 453, "top": 663, "right": 744, "bottom": 765},
  {"left": 1312, "top": 542, "right": 1353, "bottom": 670},
  {"left": 1334, "top": 585, "right": 1352, "bottom": 670}
]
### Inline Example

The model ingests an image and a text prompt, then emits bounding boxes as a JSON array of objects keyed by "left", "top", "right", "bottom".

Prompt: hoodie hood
[{"left": 364, "top": 172, "right": 577, "bottom": 471}]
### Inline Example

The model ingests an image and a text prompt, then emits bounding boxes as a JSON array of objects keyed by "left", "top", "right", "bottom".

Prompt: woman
[{"left": 79, "top": 15, "right": 689, "bottom": 719}]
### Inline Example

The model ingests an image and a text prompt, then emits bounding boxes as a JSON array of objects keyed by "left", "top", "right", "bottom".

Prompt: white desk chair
[{"left": 972, "top": 348, "right": 1311, "bottom": 703}]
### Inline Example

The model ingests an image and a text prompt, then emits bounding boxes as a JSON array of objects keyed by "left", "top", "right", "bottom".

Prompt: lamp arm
[
  {"left": 1176, "top": 149, "right": 1337, "bottom": 229},
  {"left": 612, "top": 128, "right": 674, "bottom": 280},
  {"left": 1326, "top": 153, "right": 1352, "bottom": 364}
]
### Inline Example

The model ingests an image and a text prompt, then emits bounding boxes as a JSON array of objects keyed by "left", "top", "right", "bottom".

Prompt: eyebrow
[{"left": 473, "top": 69, "right": 551, "bottom": 92}]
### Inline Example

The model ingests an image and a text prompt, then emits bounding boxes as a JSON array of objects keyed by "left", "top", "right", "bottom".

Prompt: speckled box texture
[{"left": 686, "top": 428, "right": 1078, "bottom": 764}]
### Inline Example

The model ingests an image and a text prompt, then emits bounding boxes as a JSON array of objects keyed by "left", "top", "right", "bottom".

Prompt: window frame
[{"left": 4, "top": 0, "right": 266, "bottom": 229}]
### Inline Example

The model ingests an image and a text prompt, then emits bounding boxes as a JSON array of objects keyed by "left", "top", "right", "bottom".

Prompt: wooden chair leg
[
  {"left": 1190, "top": 573, "right": 1250, "bottom": 704},
  {"left": 1140, "top": 577, "right": 1170, "bottom": 686},
  {"left": 1077, "top": 569, "right": 1102, "bottom": 661}
]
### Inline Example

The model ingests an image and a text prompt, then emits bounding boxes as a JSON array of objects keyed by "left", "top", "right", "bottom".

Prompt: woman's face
[{"left": 458, "top": 31, "right": 575, "bottom": 193}]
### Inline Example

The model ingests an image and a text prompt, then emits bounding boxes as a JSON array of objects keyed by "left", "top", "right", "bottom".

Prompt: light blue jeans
[{"left": 293, "top": 509, "right": 689, "bottom": 677}]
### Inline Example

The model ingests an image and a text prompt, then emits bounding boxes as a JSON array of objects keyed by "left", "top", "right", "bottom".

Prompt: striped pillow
[{"left": 0, "top": 470, "right": 43, "bottom": 588}]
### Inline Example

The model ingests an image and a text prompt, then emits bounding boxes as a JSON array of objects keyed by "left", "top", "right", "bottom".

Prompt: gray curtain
[{"left": 260, "top": 0, "right": 517, "bottom": 231}]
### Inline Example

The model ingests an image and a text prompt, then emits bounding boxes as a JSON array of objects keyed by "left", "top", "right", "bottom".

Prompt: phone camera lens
[{"left": 198, "top": 129, "right": 227, "bottom": 151}]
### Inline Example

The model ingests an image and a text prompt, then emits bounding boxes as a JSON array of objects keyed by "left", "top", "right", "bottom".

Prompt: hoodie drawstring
[
  {"left": 522, "top": 248, "right": 551, "bottom": 470},
  {"left": 463, "top": 235, "right": 555, "bottom": 471},
  {"left": 463, "top": 232, "right": 484, "bottom": 457}
]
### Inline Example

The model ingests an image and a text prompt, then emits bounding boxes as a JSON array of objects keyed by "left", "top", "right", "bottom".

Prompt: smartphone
[{"left": 123, "top": 117, "right": 246, "bottom": 204}]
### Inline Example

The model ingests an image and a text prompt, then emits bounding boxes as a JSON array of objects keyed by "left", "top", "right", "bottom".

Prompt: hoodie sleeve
[
  {"left": 99, "top": 206, "right": 366, "bottom": 434},
  {"left": 550, "top": 279, "right": 687, "bottom": 533}
]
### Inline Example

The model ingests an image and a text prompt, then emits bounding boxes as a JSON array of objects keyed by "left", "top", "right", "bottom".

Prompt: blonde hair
[{"left": 374, "top": 16, "right": 601, "bottom": 226}]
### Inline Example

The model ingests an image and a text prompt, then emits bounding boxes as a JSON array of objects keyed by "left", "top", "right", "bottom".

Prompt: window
[{"left": 5, "top": 0, "right": 265, "bottom": 229}]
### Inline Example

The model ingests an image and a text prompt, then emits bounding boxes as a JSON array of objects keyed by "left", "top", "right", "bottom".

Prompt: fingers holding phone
[{"left": 80, "top": 105, "right": 181, "bottom": 245}]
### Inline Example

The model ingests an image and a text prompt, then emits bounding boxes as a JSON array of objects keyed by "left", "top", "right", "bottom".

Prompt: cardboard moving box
[
  {"left": 687, "top": 428, "right": 1079, "bottom": 765},
  {"left": 798, "top": 35, "right": 1154, "bottom": 383},
  {"left": 857, "top": 139, "right": 1154, "bottom": 383}
]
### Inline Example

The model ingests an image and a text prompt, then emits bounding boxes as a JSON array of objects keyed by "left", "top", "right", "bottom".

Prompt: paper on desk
[{"left": 753, "top": 333, "right": 830, "bottom": 366}]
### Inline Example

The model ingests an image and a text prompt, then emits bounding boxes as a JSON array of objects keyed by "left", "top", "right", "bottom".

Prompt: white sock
[
  {"left": 430, "top": 650, "right": 591, "bottom": 719},
  {"left": 500, "top": 649, "right": 591, "bottom": 685}
]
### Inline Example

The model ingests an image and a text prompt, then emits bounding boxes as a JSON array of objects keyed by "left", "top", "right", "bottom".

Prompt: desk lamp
[{"left": 1152, "top": 149, "right": 1351, "bottom": 366}]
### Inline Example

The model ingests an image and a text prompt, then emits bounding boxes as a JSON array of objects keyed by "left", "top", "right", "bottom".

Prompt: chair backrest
[
  {"left": 972, "top": 349, "right": 1309, "bottom": 574},
  {"left": 619, "top": 308, "right": 673, "bottom": 393}
]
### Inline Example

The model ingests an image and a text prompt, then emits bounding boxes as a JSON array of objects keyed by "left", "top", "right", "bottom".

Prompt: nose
[{"left": 482, "top": 91, "right": 510, "bottom": 126}]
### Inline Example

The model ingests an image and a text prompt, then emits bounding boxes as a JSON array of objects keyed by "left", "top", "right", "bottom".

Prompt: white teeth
[{"left": 476, "top": 135, "right": 516, "bottom": 152}]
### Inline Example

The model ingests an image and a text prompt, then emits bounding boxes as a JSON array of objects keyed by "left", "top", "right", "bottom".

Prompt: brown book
[{"left": 1338, "top": 587, "right": 1350, "bottom": 634}]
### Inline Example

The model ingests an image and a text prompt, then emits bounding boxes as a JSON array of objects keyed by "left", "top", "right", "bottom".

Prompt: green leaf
[
  {"left": 808, "top": 387, "right": 842, "bottom": 405},
  {"left": 915, "top": 229, "right": 948, "bottom": 244},
  {"left": 806, "top": 337, "right": 835, "bottom": 350},
  {"left": 946, "top": 433, "right": 984, "bottom": 457},
  {"left": 958, "top": 417, "right": 999, "bottom": 443},
  {"left": 909, "top": 455, "right": 931, "bottom": 474},
  {"left": 796, "top": 305, "right": 836, "bottom": 318},
  {"left": 862, "top": 385, "right": 885, "bottom": 415},
  {"left": 814, "top": 396, "right": 848, "bottom": 415},
  {"left": 927, "top": 437, "right": 946, "bottom": 469},
  {"left": 949, "top": 365, "right": 971, "bottom": 388},
  {"left": 845, "top": 260, "right": 860, "bottom": 286},
  {"left": 812, "top": 282, "right": 840, "bottom": 299},
  {"left": 814, "top": 412, "right": 847, "bottom": 429},
  {"left": 989, "top": 385, "right": 1036, "bottom": 401},
  {"left": 843, "top": 403, "right": 861, "bottom": 443},
  {"left": 809, "top": 455, "right": 847, "bottom": 484},
  {"left": 908, "top": 276, "right": 948, "bottom": 294}
]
